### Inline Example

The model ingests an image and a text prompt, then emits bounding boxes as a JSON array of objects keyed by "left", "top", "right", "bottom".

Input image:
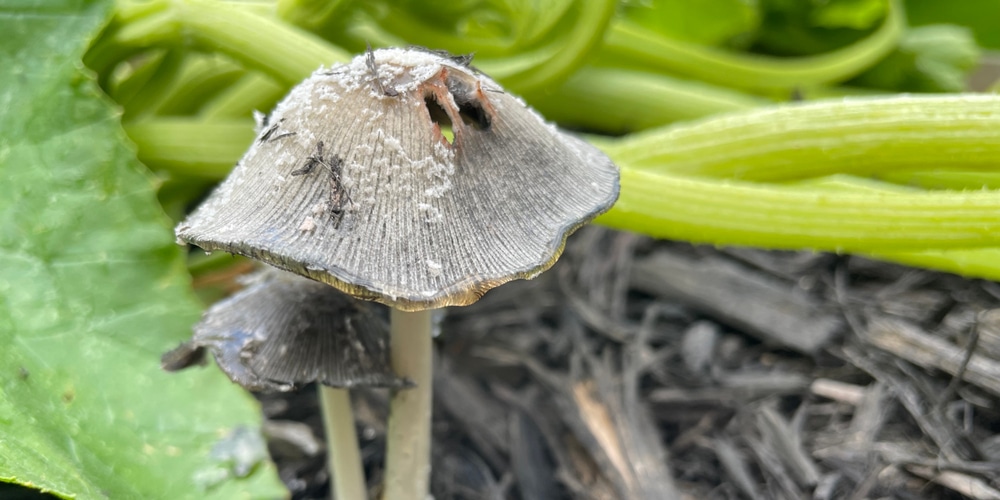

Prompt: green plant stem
[
  {"left": 876, "top": 170, "right": 1000, "bottom": 190},
  {"left": 106, "top": 48, "right": 168, "bottom": 106},
  {"left": 94, "top": 0, "right": 349, "bottom": 89},
  {"left": 125, "top": 118, "right": 254, "bottom": 178},
  {"left": 84, "top": 2, "right": 176, "bottom": 85},
  {"left": 277, "top": 0, "right": 354, "bottom": 32},
  {"left": 173, "top": 0, "right": 350, "bottom": 84},
  {"left": 384, "top": 309, "right": 433, "bottom": 500},
  {"left": 319, "top": 386, "right": 366, "bottom": 500},
  {"left": 865, "top": 248, "right": 1000, "bottom": 281},
  {"left": 356, "top": 8, "right": 510, "bottom": 56},
  {"left": 122, "top": 48, "right": 188, "bottom": 121},
  {"left": 199, "top": 72, "right": 288, "bottom": 120},
  {"left": 128, "top": 102, "right": 1000, "bottom": 277},
  {"left": 527, "top": 66, "right": 767, "bottom": 133},
  {"left": 604, "top": 95, "right": 1000, "bottom": 181},
  {"left": 598, "top": 167, "right": 1000, "bottom": 251},
  {"left": 364, "top": 0, "right": 576, "bottom": 56},
  {"left": 477, "top": 0, "right": 618, "bottom": 93},
  {"left": 154, "top": 54, "right": 246, "bottom": 116},
  {"left": 599, "top": 0, "right": 904, "bottom": 91}
]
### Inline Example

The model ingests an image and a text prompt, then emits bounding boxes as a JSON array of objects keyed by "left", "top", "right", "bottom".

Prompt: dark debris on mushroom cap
[
  {"left": 161, "top": 267, "right": 406, "bottom": 392},
  {"left": 176, "top": 48, "right": 620, "bottom": 311}
]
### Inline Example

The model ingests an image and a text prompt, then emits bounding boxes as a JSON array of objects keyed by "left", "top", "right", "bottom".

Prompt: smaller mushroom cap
[
  {"left": 176, "top": 47, "right": 620, "bottom": 311},
  {"left": 162, "top": 267, "right": 405, "bottom": 392}
]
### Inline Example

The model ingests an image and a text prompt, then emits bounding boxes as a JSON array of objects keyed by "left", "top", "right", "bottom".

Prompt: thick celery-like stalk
[
  {"left": 599, "top": 167, "right": 1000, "bottom": 251},
  {"left": 604, "top": 95, "right": 1000, "bottom": 181}
]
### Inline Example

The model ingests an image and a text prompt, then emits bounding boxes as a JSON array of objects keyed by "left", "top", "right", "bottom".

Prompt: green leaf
[
  {"left": 905, "top": 0, "right": 1000, "bottom": 50},
  {"left": 851, "top": 24, "right": 980, "bottom": 92},
  {"left": 0, "top": 1, "right": 284, "bottom": 499}
]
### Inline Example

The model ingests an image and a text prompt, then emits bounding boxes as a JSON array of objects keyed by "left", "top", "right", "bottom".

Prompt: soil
[{"left": 257, "top": 226, "right": 1000, "bottom": 499}]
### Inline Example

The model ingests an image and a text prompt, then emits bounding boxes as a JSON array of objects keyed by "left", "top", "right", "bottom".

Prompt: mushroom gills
[{"left": 161, "top": 267, "right": 405, "bottom": 392}]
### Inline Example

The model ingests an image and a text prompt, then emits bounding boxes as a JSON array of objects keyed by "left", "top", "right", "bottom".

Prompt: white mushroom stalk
[
  {"left": 175, "top": 47, "right": 620, "bottom": 500},
  {"left": 161, "top": 268, "right": 404, "bottom": 500}
]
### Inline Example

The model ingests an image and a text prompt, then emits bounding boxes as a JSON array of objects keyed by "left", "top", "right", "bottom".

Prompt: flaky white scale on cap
[{"left": 176, "top": 47, "right": 620, "bottom": 310}]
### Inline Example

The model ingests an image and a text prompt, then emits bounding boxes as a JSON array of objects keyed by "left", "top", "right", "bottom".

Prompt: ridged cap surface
[{"left": 177, "top": 48, "right": 619, "bottom": 310}]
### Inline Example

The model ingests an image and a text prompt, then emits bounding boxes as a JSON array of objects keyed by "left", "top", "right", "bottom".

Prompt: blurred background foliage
[{"left": 85, "top": 0, "right": 1000, "bottom": 287}]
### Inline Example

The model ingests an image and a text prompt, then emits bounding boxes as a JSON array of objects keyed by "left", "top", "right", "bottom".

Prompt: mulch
[{"left": 259, "top": 226, "right": 1000, "bottom": 499}]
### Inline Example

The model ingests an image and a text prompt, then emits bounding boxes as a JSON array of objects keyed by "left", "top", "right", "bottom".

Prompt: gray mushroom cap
[
  {"left": 161, "top": 268, "right": 404, "bottom": 392},
  {"left": 176, "top": 48, "right": 620, "bottom": 311}
]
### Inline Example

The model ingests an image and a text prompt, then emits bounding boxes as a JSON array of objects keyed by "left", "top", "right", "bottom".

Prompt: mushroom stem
[
  {"left": 319, "top": 386, "right": 366, "bottom": 500},
  {"left": 384, "top": 309, "right": 434, "bottom": 500}
]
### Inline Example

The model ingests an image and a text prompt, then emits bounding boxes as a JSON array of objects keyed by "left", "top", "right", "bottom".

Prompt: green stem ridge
[
  {"left": 606, "top": 94, "right": 1000, "bottom": 181},
  {"left": 601, "top": 167, "right": 1000, "bottom": 251}
]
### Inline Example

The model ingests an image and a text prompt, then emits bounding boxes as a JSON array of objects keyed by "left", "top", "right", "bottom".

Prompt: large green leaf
[{"left": 0, "top": 1, "right": 284, "bottom": 498}]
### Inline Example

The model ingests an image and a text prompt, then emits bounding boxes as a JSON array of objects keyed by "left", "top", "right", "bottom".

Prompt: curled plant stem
[
  {"left": 473, "top": 0, "right": 618, "bottom": 93},
  {"left": 319, "top": 386, "right": 366, "bottom": 500},
  {"left": 600, "top": 0, "right": 904, "bottom": 91},
  {"left": 384, "top": 309, "right": 433, "bottom": 500}
]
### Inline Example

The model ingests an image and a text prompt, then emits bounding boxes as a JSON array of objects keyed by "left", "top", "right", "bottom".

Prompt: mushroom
[
  {"left": 162, "top": 267, "right": 404, "bottom": 500},
  {"left": 176, "top": 47, "right": 619, "bottom": 499}
]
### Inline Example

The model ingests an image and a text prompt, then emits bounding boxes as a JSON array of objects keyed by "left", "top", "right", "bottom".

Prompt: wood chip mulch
[{"left": 259, "top": 226, "right": 1000, "bottom": 500}]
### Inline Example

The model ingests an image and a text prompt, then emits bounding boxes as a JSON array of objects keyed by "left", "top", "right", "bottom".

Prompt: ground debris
[
  {"left": 630, "top": 249, "right": 841, "bottom": 353},
  {"left": 247, "top": 227, "right": 1000, "bottom": 499}
]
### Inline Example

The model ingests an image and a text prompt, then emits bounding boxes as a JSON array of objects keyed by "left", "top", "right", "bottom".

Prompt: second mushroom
[{"left": 176, "top": 47, "right": 620, "bottom": 500}]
